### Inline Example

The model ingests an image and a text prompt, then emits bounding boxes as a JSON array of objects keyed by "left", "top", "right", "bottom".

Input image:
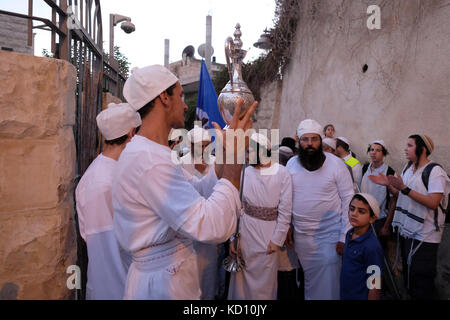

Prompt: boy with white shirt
[{"left": 360, "top": 140, "right": 396, "bottom": 240}]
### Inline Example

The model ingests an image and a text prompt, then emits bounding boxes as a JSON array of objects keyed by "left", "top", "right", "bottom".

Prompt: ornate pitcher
[{"left": 217, "top": 23, "right": 255, "bottom": 128}]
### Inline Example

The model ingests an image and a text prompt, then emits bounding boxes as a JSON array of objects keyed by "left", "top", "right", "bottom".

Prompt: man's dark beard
[{"left": 298, "top": 142, "right": 326, "bottom": 171}]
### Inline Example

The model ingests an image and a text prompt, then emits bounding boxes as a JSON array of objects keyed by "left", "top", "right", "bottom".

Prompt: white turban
[
  {"left": 96, "top": 103, "right": 141, "bottom": 140},
  {"left": 250, "top": 133, "right": 271, "bottom": 148},
  {"left": 123, "top": 65, "right": 179, "bottom": 111},
  {"left": 296, "top": 119, "right": 322, "bottom": 138}
]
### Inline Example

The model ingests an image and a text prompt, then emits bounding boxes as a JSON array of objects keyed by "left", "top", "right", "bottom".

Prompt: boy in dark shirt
[{"left": 341, "top": 193, "right": 384, "bottom": 300}]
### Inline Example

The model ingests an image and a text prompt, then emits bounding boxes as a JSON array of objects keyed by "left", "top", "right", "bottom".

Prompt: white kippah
[
  {"left": 371, "top": 140, "right": 386, "bottom": 150},
  {"left": 337, "top": 136, "right": 350, "bottom": 146},
  {"left": 355, "top": 193, "right": 380, "bottom": 218},
  {"left": 297, "top": 119, "right": 322, "bottom": 138},
  {"left": 279, "top": 146, "right": 294, "bottom": 157},
  {"left": 323, "top": 138, "right": 336, "bottom": 150},
  {"left": 96, "top": 103, "right": 141, "bottom": 140},
  {"left": 123, "top": 65, "right": 179, "bottom": 111}
]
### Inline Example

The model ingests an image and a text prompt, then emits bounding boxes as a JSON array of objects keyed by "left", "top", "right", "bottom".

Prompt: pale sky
[{"left": 1, "top": 0, "right": 276, "bottom": 68}]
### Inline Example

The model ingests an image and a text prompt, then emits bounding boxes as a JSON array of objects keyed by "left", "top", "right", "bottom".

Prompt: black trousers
[{"left": 399, "top": 235, "right": 439, "bottom": 300}]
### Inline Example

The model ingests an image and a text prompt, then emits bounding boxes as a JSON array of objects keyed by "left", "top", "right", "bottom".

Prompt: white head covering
[
  {"left": 322, "top": 137, "right": 336, "bottom": 150},
  {"left": 371, "top": 140, "right": 386, "bottom": 150},
  {"left": 188, "top": 126, "right": 211, "bottom": 143},
  {"left": 355, "top": 193, "right": 380, "bottom": 219},
  {"left": 250, "top": 132, "right": 271, "bottom": 148},
  {"left": 123, "top": 65, "right": 179, "bottom": 111},
  {"left": 279, "top": 146, "right": 294, "bottom": 157},
  {"left": 337, "top": 136, "right": 350, "bottom": 147},
  {"left": 296, "top": 119, "right": 322, "bottom": 138},
  {"left": 96, "top": 103, "right": 141, "bottom": 140}
]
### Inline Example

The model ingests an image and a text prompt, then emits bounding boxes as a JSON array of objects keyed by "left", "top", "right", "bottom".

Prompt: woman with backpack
[{"left": 369, "top": 134, "right": 449, "bottom": 300}]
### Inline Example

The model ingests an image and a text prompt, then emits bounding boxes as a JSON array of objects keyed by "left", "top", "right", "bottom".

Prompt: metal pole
[
  {"left": 164, "top": 39, "right": 170, "bottom": 68},
  {"left": 27, "top": 0, "right": 33, "bottom": 47},
  {"left": 206, "top": 15, "right": 212, "bottom": 72},
  {"left": 109, "top": 14, "right": 114, "bottom": 62}
]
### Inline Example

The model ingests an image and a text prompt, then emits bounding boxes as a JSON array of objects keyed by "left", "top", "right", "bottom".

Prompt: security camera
[{"left": 121, "top": 21, "right": 135, "bottom": 34}]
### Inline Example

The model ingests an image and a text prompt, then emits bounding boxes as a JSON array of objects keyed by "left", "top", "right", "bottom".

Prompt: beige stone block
[
  {"left": 0, "top": 202, "right": 77, "bottom": 299},
  {"left": 0, "top": 126, "right": 76, "bottom": 212},
  {"left": 0, "top": 51, "right": 76, "bottom": 139}
]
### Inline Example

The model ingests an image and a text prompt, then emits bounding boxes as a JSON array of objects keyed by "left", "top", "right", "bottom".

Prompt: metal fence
[{"left": 0, "top": 0, "right": 126, "bottom": 299}]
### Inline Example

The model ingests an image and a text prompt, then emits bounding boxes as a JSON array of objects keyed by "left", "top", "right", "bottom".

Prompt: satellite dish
[
  {"left": 198, "top": 43, "right": 214, "bottom": 58},
  {"left": 182, "top": 45, "right": 195, "bottom": 58}
]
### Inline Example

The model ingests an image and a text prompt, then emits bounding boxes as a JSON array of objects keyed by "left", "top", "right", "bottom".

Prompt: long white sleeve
[
  {"left": 271, "top": 171, "right": 293, "bottom": 246},
  {"left": 138, "top": 163, "right": 241, "bottom": 244}
]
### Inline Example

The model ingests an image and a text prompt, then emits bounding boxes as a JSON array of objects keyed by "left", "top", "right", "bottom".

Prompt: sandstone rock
[
  {"left": 0, "top": 51, "right": 77, "bottom": 299},
  {"left": 0, "top": 51, "right": 76, "bottom": 140}
]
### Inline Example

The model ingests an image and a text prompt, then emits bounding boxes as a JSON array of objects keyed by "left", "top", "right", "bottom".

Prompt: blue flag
[{"left": 196, "top": 60, "right": 226, "bottom": 129}]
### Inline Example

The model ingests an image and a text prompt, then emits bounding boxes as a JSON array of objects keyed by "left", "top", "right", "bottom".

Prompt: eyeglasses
[{"left": 300, "top": 137, "right": 320, "bottom": 143}]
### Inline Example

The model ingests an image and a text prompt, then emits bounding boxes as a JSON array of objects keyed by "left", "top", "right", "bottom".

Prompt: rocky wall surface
[
  {"left": 0, "top": 51, "right": 77, "bottom": 299},
  {"left": 278, "top": 0, "right": 450, "bottom": 172}
]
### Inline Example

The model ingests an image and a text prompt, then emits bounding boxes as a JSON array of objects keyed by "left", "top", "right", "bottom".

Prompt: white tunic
[
  {"left": 180, "top": 157, "right": 219, "bottom": 300},
  {"left": 112, "top": 135, "right": 241, "bottom": 300},
  {"left": 286, "top": 153, "right": 354, "bottom": 300},
  {"left": 228, "top": 163, "right": 293, "bottom": 300},
  {"left": 76, "top": 154, "right": 130, "bottom": 300}
]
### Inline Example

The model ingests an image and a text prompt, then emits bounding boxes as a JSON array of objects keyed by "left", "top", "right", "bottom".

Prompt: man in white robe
[
  {"left": 180, "top": 126, "right": 219, "bottom": 300},
  {"left": 228, "top": 133, "right": 293, "bottom": 300},
  {"left": 75, "top": 103, "right": 141, "bottom": 299},
  {"left": 112, "top": 65, "right": 258, "bottom": 300},
  {"left": 286, "top": 119, "right": 354, "bottom": 300}
]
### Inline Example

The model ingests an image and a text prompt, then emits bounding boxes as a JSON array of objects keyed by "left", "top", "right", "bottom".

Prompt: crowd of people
[{"left": 75, "top": 64, "right": 449, "bottom": 300}]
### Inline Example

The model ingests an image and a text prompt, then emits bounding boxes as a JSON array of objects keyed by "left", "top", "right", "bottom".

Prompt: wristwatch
[{"left": 401, "top": 187, "right": 411, "bottom": 196}]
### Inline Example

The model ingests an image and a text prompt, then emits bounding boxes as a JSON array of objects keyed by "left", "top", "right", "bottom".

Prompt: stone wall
[
  {"left": 0, "top": 51, "right": 77, "bottom": 299},
  {"left": 0, "top": 15, "right": 33, "bottom": 55},
  {"left": 277, "top": 0, "right": 450, "bottom": 173},
  {"left": 253, "top": 80, "right": 283, "bottom": 133}
]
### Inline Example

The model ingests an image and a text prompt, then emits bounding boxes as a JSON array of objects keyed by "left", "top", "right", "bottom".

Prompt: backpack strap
[
  {"left": 421, "top": 162, "right": 443, "bottom": 231},
  {"left": 385, "top": 166, "right": 395, "bottom": 211},
  {"left": 362, "top": 163, "right": 369, "bottom": 177},
  {"left": 402, "top": 162, "right": 413, "bottom": 175}
]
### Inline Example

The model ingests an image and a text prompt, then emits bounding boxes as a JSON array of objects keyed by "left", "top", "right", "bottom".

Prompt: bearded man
[{"left": 285, "top": 119, "right": 354, "bottom": 300}]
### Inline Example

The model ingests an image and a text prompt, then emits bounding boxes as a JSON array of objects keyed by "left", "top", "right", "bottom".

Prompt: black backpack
[
  {"left": 402, "top": 162, "right": 450, "bottom": 227},
  {"left": 362, "top": 163, "right": 395, "bottom": 211}
]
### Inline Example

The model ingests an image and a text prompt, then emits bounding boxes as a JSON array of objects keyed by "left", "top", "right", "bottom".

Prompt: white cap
[
  {"left": 337, "top": 136, "right": 350, "bottom": 146},
  {"left": 355, "top": 193, "right": 380, "bottom": 218},
  {"left": 123, "top": 65, "right": 179, "bottom": 111},
  {"left": 96, "top": 103, "right": 141, "bottom": 140},
  {"left": 279, "top": 146, "right": 294, "bottom": 157},
  {"left": 296, "top": 119, "right": 322, "bottom": 138},
  {"left": 371, "top": 140, "right": 386, "bottom": 150},
  {"left": 188, "top": 126, "right": 211, "bottom": 143},
  {"left": 250, "top": 133, "right": 271, "bottom": 148},
  {"left": 322, "top": 138, "right": 336, "bottom": 150}
]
